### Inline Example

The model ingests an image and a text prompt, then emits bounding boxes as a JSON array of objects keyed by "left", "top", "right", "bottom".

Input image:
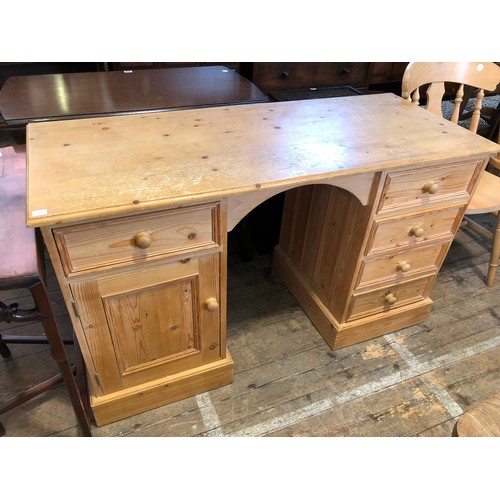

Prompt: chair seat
[
  {"left": 1, "top": 144, "right": 92, "bottom": 436},
  {"left": 0, "top": 146, "right": 38, "bottom": 284},
  {"left": 466, "top": 170, "right": 500, "bottom": 214},
  {"left": 455, "top": 394, "right": 500, "bottom": 437}
]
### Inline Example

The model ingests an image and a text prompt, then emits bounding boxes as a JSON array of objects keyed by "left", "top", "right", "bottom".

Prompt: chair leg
[
  {"left": 486, "top": 212, "right": 500, "bottom": 287},
  {"left": 29, "top": 280, "right": 92, "bottom": 436},
  {"left": 0, "top": 372, "right": 64, "bottom": 414},
  {"left": 0, "top": 335, "right": 11, "bottom": 358}
]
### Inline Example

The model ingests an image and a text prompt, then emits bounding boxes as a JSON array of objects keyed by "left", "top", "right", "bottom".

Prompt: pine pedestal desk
[{"left": 25, "top": 93, "right": 500, "bottom": 425}]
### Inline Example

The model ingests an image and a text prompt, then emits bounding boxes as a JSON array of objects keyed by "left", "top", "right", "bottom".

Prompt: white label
[{"left": 32, "top": 209, "right": 48, "bottom": 217}]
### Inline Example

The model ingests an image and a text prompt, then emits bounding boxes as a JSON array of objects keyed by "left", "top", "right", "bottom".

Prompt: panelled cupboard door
[{"left": 70, "top": 255, "right": 221, "bottom": 394}]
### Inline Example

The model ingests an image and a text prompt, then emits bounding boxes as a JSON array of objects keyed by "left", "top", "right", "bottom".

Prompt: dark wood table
[{"left": 0, "top": 65, "right": 268, "bottom": 129}]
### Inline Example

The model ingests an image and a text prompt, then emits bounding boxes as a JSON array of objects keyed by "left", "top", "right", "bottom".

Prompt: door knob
[
  {"left": 422, "top": 181, "right": 440, "bottom": 194},
  {"left": 385, "top": 293, "right": 397, "bottom": 305},
  {"left": 134, "top": 231, "right": 152, "bottom": 249},
  {"left": 396, "top": 261, "right": 411, "bottom": 273},
  {"left": 205, "top": 297, "right": 219, "bottom": 312},
  {"left": 410, "top": 225, "right": 425, "bottom": 237}
]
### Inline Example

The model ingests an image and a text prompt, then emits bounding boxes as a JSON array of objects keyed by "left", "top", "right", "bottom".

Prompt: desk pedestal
[{"left": 273, "top": 159, "right": 484, "bottom": 350}]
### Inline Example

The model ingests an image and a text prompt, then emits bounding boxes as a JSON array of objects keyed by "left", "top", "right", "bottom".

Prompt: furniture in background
[
  {"left": 0, "top": 62, "right": 99, "bottom": 88},
  {"left": 401, "top": 62, "right": 500, "bottom": 286},
  {"left": 25, "top": 93, "right": 499, "bottom": 426},
  {"left": 105, "top": 62, "right": 240, "bottom": 72},
  {"left": 239, "top": 62, "right": 408, "bottom": 94},
  {"left": 0, "top": 145, "right": 91, "bottom": 436},
  {"left": 0, "top": 66, "right": 268, "bottom": 142},
  {"left": 453, "top": 393, "right": 500, "bottom": 436}
]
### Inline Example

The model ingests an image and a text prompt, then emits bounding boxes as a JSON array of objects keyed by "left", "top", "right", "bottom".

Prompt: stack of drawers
[
  {"left": 273, "top": 158, "right": 486, "bottom": 351},
  {"left": 349, "top": 160, "right": 483, "bottom": 322}
]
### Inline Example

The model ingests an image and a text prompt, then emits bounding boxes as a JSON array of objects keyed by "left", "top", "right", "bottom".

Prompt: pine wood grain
[{"left": 26, "top": 94, "right": 499, "bottom": 228}]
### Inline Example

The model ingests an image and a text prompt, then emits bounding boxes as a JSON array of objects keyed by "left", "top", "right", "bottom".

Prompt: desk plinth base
[
  {"left": 90, "top": 350, "right": 234, "bottom": 426},
  {"left": 273, "top": 248, "right": 433, "bottom": 350}
]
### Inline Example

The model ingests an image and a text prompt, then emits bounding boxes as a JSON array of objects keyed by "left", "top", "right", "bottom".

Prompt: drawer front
[
  {"left": 367, "top": 205, "right": 464, "bottom": 254},
  {"left": 348, "top": 276, "right": 433, "bottom": 321},
  {"left": 54, "top": 203, "right": 220, "bottom": 275},
  {"left": 357, "top": 242, "right": 448, "bottom": 288},
  {"left": 252, "top": 62, "right": 370, "bottom": 91},
  {"left": 377, "top": 160, "right": 480, "bottom": 213}
]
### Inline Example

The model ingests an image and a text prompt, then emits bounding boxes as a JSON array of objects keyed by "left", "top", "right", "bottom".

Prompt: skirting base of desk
[
  {"left": 273, "top": 248, "right": 433, "bottom": 350},
  {"left": 331, "top": 300, "right": 433, "bottom": 349},
  {"left": 90, "top": 350, "right": 234, "bottom": 426}
]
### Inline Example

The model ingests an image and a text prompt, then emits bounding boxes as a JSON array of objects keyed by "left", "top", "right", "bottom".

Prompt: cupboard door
[{"left": 71, "top": 255, "right": 222, "bottom": 394}]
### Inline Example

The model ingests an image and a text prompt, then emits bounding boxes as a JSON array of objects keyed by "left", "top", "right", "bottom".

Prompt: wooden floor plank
[{"left": 262, "top": 377, "right": 456, "bottom": 437}]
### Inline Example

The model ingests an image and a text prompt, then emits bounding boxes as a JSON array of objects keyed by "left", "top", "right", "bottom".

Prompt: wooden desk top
[
  {"left": 0, "top": 66, "right": 267, "bottom": 126},
  {"left": 26, "top": 93, "right": 500, "bottom": 228}
]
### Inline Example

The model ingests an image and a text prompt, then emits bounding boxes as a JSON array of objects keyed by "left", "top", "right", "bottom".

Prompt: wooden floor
[{"left": 1, "top": 202, "right": 499, "bottom": 438}]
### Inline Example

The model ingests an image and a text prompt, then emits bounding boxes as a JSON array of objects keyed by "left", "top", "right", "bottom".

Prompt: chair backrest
[{"left": 401, "top": 62, "right": 500, "bottom": 134}]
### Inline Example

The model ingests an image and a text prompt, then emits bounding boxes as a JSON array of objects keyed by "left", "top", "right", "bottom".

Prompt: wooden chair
[
  {"left": 453, "top": 393, "right": 500, "bottom": 437},
  {"left": 402, "top": 62, "right": 500, "bottom": 286},
  {"left": 0, "top": 145, "right": 91, "bottom": 436}
]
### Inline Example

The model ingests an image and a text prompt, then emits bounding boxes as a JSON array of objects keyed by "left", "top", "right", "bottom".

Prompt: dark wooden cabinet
[
  {"left": 240, "top": 62, "right": 408, "bottom": 94},
  {"left": 366, "top": 62, "right": 408, "bottom": 86},
  {"left": 243, "top": 62, "right": 371, "bottom": 91}
]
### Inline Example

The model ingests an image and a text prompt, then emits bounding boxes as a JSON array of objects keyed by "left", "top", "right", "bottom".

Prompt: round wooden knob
[
  {"left": 410, "top": 225, "right": 425, "bottom": 238},
  {"left": 396, "top": 261, "right": 411, "bottom": 273},
  {"left": 205, "top": 297, "right": 219, "bottom": 312},
  {"left": 134, "top": 231, "right": 152, "bottom": 249},
  {"left": 385, "top": 293, "right": 397, "bottom": 305},
  {"left": 423, "top": 181, "right": 439, "bottom": 194}
]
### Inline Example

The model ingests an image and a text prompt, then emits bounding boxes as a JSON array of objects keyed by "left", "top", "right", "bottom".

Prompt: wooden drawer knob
[
  {"left": 410, "top": 225, "right": 425, "bottom": 237},
  {"left": 134, "top": 231, "right": 152, "bottom": 249},
  {"left": 385, "top": 293, "right": 397, "bottom": 305},
  {"left": 396, "top": 261, "right": 411, "bottom": 273},
  {"left": 205, "top": 297, "right": 219, "bottom": 312},
  {"left": 423, "top": 181, "right": 440, "bottom": 194}
]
